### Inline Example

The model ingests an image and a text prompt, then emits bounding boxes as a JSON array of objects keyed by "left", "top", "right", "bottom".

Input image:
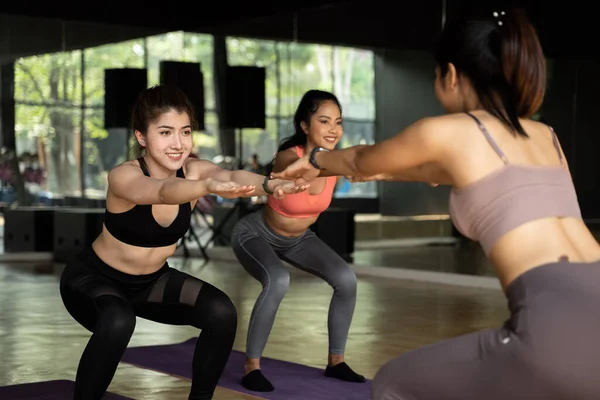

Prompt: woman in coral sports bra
[
  {"left": 273, "top": 9, "right": 600, "bottom": 400},
  {"left": 231, "top": 90, "right": 365, "bottom": 392}
]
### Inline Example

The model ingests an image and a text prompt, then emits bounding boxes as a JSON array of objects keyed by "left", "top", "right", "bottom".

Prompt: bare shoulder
[
  {"left": 521, "top": 118, "right": 555, "bottom": 138},
  {"left": 402, "top": 114, "right": 466, "bottom": 150},
  {"left": 272, "top": 147, "right": 299, "bottom": 173},
  {"left": 107, "top": 160, "right": 141, "bottom": 181},
  {"left": 184, "top": 157, "right": 220, "bottom": 180}
]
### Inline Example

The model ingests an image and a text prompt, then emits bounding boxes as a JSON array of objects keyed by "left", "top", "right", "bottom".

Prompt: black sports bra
[{"left": 104, "top": 157, "right": 192, "bottom": 247}]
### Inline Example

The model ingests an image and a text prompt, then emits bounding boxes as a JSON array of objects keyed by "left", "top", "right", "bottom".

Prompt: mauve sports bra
[{"left": 449, "top": 113, "right": 582, "bottom": 256}]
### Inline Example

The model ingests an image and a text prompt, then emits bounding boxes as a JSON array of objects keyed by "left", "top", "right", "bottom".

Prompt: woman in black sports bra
[{"left": 59, "top": 85, "right": 307, "bottom": 400}]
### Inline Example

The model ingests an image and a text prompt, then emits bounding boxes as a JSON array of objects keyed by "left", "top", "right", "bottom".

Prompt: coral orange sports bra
[{"left": 267, "top": 146, "right": 337, "bottom": 218}]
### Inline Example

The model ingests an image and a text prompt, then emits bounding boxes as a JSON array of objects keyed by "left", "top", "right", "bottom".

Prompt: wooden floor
[{"left": 0, "top": 247, "right": 508, "bottom": 399}]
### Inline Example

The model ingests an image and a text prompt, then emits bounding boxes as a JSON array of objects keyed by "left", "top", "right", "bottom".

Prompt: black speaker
[
  {"left": 104, "top": 68, "right": 148, "bottom": 129},
  {"left": 160, "top": 61, "right": 205, "bottom": 131},
  {"left": 53, "top": 208, "right": 105, "bottom": 263},
  {"left": 3, "top": 206, "right": 56, "bottom": 253},
  {"left": 310, "top": 208, "right": 356, "bottom": 260},
  {"left": 224, "top": 66, "right": 266, "bottom": 129}
]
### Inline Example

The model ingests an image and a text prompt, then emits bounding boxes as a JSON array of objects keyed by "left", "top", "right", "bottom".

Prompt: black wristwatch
[
  {"left": 262, "top": 176, "right": 274, "bottom": 195},
  {"left": 309, "top": 147, "right": 330, "bottom": 170}
]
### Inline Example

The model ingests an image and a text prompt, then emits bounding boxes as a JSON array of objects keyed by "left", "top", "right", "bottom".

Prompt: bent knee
[
  {"left": 266, "top": 269, "right": 290, "bottom": 295},
  {"left": 334, "top": 266, "right": 357, "bottom": 295},
  {"left": 95, "top": 297, "right": 136, "bottom": 342},
  {"left": 203, "top": 286, "right": 238, "bottom": 332}
]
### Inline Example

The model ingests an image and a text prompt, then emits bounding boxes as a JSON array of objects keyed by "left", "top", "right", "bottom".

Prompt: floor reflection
[{"left": 0, "top": 245, "right": 506, "bottom": 399}]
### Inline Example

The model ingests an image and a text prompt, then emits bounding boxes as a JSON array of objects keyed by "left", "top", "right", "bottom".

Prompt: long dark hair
[
  {"left": 434, "top": 9, "right": 546, "bottom": 137},
  {"left": 265, "top": 90, "right": 341, "bottom": 174},
  {"left": 279, "top": 89, "right": 341, "bottom": 152}
]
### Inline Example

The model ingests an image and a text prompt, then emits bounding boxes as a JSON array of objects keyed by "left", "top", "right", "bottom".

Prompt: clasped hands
[
  {"left": 269, "top": 153, "right": 439, "bottom": 187},
  {"left": 204, "top": 177, "right": 310, "bottom": 199}
]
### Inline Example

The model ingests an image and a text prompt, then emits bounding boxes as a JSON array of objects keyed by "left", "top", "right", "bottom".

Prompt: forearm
[
  {"left": 228, "top": 170, "right": 288, "bottom": 196},
  {"left": 158, "top": 178, "right": 209, "bottom": 204},
  {"left": 314, "top": 145, "right": 369, "bottom": 177}
]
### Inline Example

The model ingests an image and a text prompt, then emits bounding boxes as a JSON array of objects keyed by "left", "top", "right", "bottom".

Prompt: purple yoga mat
[
  {"left": 0, "top": 379, "right": 132, "bottom": 399},
  {"left": 122, "top": 338, "right": 371, "bottom": 400}
]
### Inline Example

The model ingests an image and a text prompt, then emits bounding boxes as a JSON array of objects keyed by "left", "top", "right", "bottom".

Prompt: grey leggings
[
  {"left": 372, "top": 259, "right": 600, "bottom": 400},
  {"left": 231, "top": 210, "right": 358, "bottom": 359}
]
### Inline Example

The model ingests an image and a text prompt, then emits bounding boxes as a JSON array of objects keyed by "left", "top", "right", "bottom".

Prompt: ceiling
[
  {"left": 0, "top": 0, "right": 350, "bottom": 31},
  {"left": 0, "top": 0, "right": 596, "bottom": 59}
]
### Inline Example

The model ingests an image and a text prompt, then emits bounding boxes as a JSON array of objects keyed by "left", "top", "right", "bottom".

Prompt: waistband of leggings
[
  {"left": 78, "top": 246, "right": 168, "bottom": 284},
  {"left": 242, "top": 210, "right": 306, "bottom": 244},
  {"left": 505, "top": 258, "right": 600, "bottom": 309}
]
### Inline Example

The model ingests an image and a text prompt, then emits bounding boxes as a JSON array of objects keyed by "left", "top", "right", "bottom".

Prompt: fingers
[
  {"left": 271, "top": 183, "right": 310, "bottom": 198},
  {"left": 294, "top": 178, "right": 310, "bottom": 186},
  {"left": 237, "top": 185, "right": 255, "bottom": 192},
  {"left": 269, "top": 171, "right": 286, "bottom": 179},
  {"left": 282, "top": 183, "right": 310, "bottom": 193}
]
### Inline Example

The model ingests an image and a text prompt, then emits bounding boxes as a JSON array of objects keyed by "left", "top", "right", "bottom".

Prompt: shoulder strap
[
  {"left": 466, "top": 113, "right": 509, "bottom": 164},
  {"left": 547, "top": 126, "right": 565, "bottom": 166},
  {"left": 137, "top": 157, "right": 151, "bottom": 177}
]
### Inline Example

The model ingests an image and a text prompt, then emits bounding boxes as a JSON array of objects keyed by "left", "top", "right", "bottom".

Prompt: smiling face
[
  {"left": 134, "top": 110, "right": 193, "bottom": 173},
  {"left": 301, "top": 100, "right": 343, "bottom": 150}
]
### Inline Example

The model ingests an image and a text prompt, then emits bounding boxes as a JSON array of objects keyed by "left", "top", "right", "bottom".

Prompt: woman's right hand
[{"left": 205, "top": 178, "right": 256, "bottom": 199}]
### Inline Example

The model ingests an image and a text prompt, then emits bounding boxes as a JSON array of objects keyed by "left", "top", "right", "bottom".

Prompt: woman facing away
[
  {"left": 272, "top": 10, "right": 600, "bottom": 400},
  {"left": 59, "top": 85, "right": 307, "bottom": 400},
  {"left": 230, "top": 90, "right": 365, "bottom": 392}
]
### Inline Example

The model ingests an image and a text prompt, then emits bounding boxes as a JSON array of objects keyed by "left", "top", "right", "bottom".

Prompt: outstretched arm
[
  {"left": 108, "top": 163, "right": 254, "bottom": 205},
  {"left": 271, "top": 117, "right": 451, "bottom": 185},
  {"left": 346, "top": 164, "right": 451, "bottom": 186},
  {"left": 189, "top": 158, "right": 308, "bottom": 197},
  {"left": 270, "top": 147, "right": 344, "bottom": 177}
]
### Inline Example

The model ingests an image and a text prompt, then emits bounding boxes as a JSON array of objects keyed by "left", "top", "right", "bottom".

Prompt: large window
[
  {"left": 15, "top": 32, "right": 376, "bottom": 199},
  {"left": 331, "top": 46, "right": 376, "bottom": 198},
  {"left": 83, "top": 39, "right": 145, "bottom": 195},
  {"left": 227, "top": 39, "right": 376, "bottom": 197},
  {"left": 226, "top": 38, "right": 279, "bottom": 166},
  {"left": 15, "top": 51, "right": 83, "bottom": 196}
]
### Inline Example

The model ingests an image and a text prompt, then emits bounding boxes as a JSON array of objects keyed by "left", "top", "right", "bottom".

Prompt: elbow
[
  {"left": 353, "top": 150, "right": 372, "bottom": 177},
  {"left": 157, "top": 181, "right": 170, "bottom": 204}
]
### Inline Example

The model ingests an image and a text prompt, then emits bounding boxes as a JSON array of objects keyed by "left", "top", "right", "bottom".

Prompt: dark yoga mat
[
  {"left": 0, "top": 379, "right": 133, "bottom": 399},
  {"left": 122, "top": 338, "right": 371, "bottom": 400}
]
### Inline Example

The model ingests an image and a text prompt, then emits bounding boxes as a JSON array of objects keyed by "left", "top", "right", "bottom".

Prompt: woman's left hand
[
  {"left": 269, "top": 180, "right": 310, "bottom": 199},
  {"left": 345, "top": 173, "right": 390, "bottom": 183},
  {"left": 270, "top": 154, "right": 320, "bottom": 185}
]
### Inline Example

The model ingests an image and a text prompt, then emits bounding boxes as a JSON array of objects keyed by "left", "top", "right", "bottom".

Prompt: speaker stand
[{"left": 236, "top": 128, "right": 244, "bottom": 169}]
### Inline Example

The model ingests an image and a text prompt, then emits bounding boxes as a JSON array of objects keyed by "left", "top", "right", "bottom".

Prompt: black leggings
[{"left": 59, "top": 247, "right": 237, "bottom": 400}]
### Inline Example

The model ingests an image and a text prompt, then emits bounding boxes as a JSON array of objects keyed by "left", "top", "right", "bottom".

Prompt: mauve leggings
[{"left": 372, "top": 259, "right": 600, "bottom": 400}]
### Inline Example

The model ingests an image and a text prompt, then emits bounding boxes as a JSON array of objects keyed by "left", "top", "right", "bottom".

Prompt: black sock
[
  {"left": 241, "top": 369, "right": 275, "bottom": 392},
  {"left": 324, "top": 362, "right": 366, "bottom": 383}
]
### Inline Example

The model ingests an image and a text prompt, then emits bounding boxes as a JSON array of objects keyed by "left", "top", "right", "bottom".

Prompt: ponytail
[
  {"left": 500, "top": 9, "right": 546, "bottom": 119},
  {"left": 435, "top": 9, "right": 546, "bottom": 138}
]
